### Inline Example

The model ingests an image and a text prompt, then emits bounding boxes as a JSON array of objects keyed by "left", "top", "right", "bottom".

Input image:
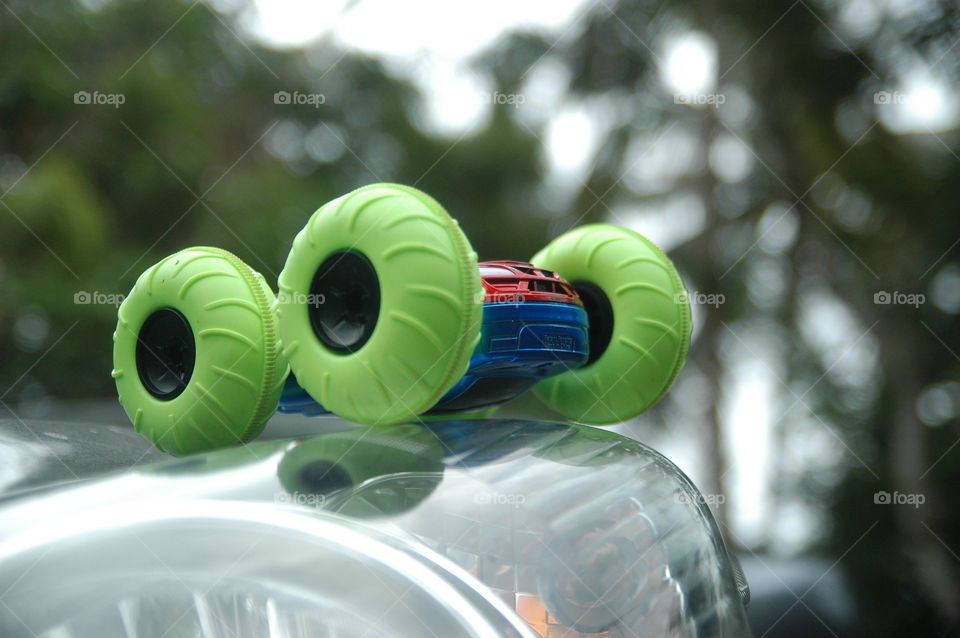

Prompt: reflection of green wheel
[
  {"left": 419, "top": 405, "right": 498, "bottom": 422},
  {"left": 277, "top": 184, "right": 482, "bottom": 425},
  {"left": 531, "top": 225, "right": 691, "bottom": 424},
  {"left": 112, "top": 247, "right": 288, "bottom": 455},
  {"left": 277, "top": 425, "right": 444, "bottom": 517}
]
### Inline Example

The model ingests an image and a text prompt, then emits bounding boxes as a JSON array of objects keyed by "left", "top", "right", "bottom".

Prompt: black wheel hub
[
  {"left": 309, "top": 251, "right": 380, "bottom": 354},
  {"left": 573, "top": 281, "right": 614, "bottom": 366},
  {"left": 136, "top": 308, "right": 195, "bottom": 400}
]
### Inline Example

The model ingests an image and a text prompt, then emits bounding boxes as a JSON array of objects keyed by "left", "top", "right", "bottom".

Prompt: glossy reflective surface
[
  {"left": 0, "top": 417, "right": 165, "bottom": 498},
  {"left": 0, "top": 418, "right": 750, "bottom": 638}
]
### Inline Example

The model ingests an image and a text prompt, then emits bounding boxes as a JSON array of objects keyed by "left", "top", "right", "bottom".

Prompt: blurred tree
[
  {"left": 0, "top": 0, "right": 549, "bottom": 403},
  {"left": 514, "top": 1, "right": 960, "bottom": 635}
]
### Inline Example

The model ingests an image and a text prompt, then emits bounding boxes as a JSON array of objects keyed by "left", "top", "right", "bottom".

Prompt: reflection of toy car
[{"left": 113, "top": 183, "right": 692, "bottom": 455}]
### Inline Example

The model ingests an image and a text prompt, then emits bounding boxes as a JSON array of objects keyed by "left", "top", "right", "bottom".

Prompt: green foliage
[{"left": 0, "top": 0, "right": 554, "bottom": 400}]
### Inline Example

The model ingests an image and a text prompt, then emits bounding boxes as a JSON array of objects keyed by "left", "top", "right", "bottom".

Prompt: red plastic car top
[{"left": 478, "top": 260, "right": 583, "bottom": 306}]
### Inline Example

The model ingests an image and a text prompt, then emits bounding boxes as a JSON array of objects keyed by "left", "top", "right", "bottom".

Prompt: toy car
[
  {"left": 278, "top": 259, "right": 590, "bottom": 417},
  {"left": 112, "top": 183, "right": 692, "bottom": 454}
]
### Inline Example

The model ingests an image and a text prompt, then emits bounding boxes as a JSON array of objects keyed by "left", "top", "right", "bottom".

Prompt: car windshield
[{"left": 479, "top": 266, "right": 514, "bottom": 277}]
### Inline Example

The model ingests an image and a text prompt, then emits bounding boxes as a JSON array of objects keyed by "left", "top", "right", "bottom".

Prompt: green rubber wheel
[
  {"left": 112, "top": 247, "right": 288, "bottom": 455},
  {"left": 531, "top": 224, "right": 691, "bottom": 424},
  {"left": 277, "top": 183, "right": 482, "bottom": 425}
]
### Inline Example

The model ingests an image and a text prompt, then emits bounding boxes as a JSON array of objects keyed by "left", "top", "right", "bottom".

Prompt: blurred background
[{"left": 1, "top": 0, "right": 959, "bottom": 635}]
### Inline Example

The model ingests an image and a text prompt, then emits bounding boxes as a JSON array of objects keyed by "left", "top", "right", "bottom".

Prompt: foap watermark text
[
  {"left": 74, "top": 290, "right": 125, "bottom": 306},
  {"left": 874, "top": 490, "right": 924, "bottom": 508}
]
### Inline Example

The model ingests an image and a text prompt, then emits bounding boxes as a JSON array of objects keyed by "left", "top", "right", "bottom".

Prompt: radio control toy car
[{"left": 112, "top": 183, "right": 692, "bottom": 454}]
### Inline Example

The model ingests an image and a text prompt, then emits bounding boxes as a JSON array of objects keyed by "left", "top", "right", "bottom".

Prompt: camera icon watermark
[
  {"left": 873, "top": 290, "right": 925, "bottom": 307},
  {"left": 874, "top": 490, "right": 924, "bottom": 508},
  {"left": 675, "top": 491, "right": 726, "bottom": 507},
  {"left": 676, "top": 290, "right": 725, "bottom": 308},
  {"left": 274, "top": 90, "right": 326, "bottom": 108},
  {"left": 74, "top": 290, "right": 126, "bottom": 307},
  {"left": 74, "top": 91, "right": 126, "bottom": 108},
  {"left": 873, "top": 91, "right": 909, "bottom": 105},
  {"left": 488, "top": 292, "right": 524, "bottom": 304},
  {"left": 480, "top": 91, "right": 525, "bottom": 108},
  {"left": 275, "top": 491, "right": 327, "bottom": 507},
  {"left": 473, "top": 490, "right": 526, "bottom": 508},
  {"left": 674, "top": 92, "right": 725, "bottom": 108},
  {"left": 276, "top": 291, "right": 326, "bottom": 307}
]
